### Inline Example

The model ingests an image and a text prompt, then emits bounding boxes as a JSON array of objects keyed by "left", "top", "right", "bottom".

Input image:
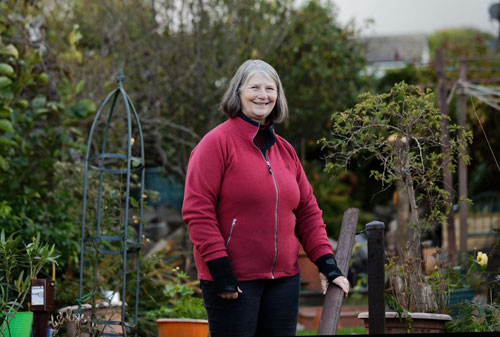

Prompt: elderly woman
[{"left": 182, "top": 59, "right": 349, "bottom": 337}]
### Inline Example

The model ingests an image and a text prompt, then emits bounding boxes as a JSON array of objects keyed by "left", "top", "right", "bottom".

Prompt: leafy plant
[
  {"left": 445, "top": 301, "right": 500, "bottom": 332},
  {"left": 51, "top": 310, "right": 99, "bottom": 337},
  {"left": 0, "top": 230, "right": 59, "bottom": 336},
  {"left": 146, "top": 267, "right": 206, "bottom": 320},
  {"left": 305, "top": 162, "right": 366, "bottom": 238},
  {"left": 426, "top": 247, "right": 497, "bottom": 311},
  {"left": 321, "top": 82, "right": 472, "bottom": 313},
  {"left": 0, "top": 1, "right": 94, "bottom": 285}
]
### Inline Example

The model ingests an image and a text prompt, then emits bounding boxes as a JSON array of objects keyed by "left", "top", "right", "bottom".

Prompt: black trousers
[{"left": 200, "top": 274, "right": 300, "bottom": 337}]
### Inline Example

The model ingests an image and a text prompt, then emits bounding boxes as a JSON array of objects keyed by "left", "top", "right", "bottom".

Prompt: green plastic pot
[
  {"left": 447, "top": 288, "right": 475, "bottom": 319},
  {"left": 1, "top": 311, "right": 33, "bottom": 337},
  {"left": 448, "top": 288, "right": 475, "bottom": 306}
]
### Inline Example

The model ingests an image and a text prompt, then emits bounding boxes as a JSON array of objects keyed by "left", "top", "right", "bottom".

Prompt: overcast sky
[{"left": 332, "top": 0, "right": 500, "bottom": 36}]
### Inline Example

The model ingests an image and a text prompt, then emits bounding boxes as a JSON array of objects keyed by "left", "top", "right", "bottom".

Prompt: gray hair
[{"left": 220, "top": 59, "right": 288, "bottom": 123}]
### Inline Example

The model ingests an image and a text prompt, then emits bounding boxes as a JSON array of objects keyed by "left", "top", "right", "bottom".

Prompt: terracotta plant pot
[
  {"left": 157, "top": 318, "right": 209, "bottom": 337},
  {"left": 357, "top": 311, "right": 452, "bottom": 333}
]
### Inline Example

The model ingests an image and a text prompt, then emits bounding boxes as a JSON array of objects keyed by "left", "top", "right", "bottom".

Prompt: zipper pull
[{"left": 266, "top": 160, "right": 272, "bottom": 174}]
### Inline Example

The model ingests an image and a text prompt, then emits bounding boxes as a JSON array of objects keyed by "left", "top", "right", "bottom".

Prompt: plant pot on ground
[
  {"left": 357, "top": 311, "right": 451, "bottom": 333},
  {"left": 0, "top": 230, "right": 59, "bottom": 337},
  {"left": 147, "top": 267, "right": 208, "bottom": 337},
  {"left": 321, "top": 82, "right": 472, "bottom": 332}
]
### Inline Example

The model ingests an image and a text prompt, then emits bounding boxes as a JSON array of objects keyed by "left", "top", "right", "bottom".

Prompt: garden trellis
[
  {"left": 78, "top": 72, "right": 145, "bottom": 336},
  {"left": 436, "top": 52, "right": 500, "bottom": 263},
  {"left": 452, "top": 80, "right": 500, "bottom": 172},
  {"left": 455, "top": 81, "right": 500, "bottom": 110}
]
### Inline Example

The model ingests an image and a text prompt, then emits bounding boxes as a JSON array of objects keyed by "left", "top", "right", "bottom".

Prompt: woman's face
[{"left": 239, "top": 72, "right": 277, "bottom": 124}]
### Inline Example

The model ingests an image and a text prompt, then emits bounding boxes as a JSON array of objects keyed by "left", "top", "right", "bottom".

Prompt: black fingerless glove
[
  {"left": 315, "top": 253, "right": 343, "bottom": 283},
  {"left": 206, "top": 257, "right": 239, "bottom": 294}
]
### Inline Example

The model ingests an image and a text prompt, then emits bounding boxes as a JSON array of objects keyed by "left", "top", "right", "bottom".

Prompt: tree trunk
[
  {"left": 405, "top": 178, "right": 424, "bottom": 312},
  {"left": 395, "top": 179, "right": 409, "bottom": 263}
]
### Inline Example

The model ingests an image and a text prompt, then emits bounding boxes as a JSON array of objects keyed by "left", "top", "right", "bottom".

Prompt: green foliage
[
  {"left": 0, "top": 230, "right": 59, "bottom": 335},
  {"left": 146, "top": 267, "right": 206, "bottom": 320},
  {"left": 0, "top": 3, "right": 95, "bottom": 255},
  {"left": 466, "top": 97, "right": 500, "bottom": 197},
  {"left": 376, "top": 28, "right": 500, "bottom": 203},
  {"left": 375, "top": 64, "right": 433, "bottom": 94},
  {"left": 297, "top": 326, "right": 366, "bottom": 335},
  {"left": 428, "top": 28, "right": 494, "bottom": 59},
  {"left": 305, "top": 162, "right": 367, "bottom": 237},
  {"left": 269, "top": 0, "right": 366, "bottom": 150},
  {"left": 0, "top": 1, "right": 97, "bottom": 311},
  {"left": 41, "top": 0, "right": 366, "bottom": 174},
  {"left": 323, "top": 81, "right": 472, "bottom": 313},
  {"left": 425, "top": 249, "right": 496, "bottom": 313},
  {"left": 445, "top": 301, "right": 500, "bottom": 332},
  {"left": 321, "top": 81, "right": 472, "bottom": 232},
  {"left": 121, "top": 250, "right": 200, "bottom": 336}
]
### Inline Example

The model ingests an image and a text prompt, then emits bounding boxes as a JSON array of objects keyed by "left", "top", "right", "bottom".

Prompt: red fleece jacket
[{"left": 182, "top": 116, "right": 333, "bottom": 281}]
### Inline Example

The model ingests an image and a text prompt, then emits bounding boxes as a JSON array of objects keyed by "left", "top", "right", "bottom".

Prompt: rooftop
[{"left": 361, "top": 34, "right": 430, "bottom": 64}]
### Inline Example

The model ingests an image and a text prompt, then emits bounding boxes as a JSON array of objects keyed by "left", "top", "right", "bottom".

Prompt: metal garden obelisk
[{"left": 78, "top": 71, "right": 145, "bottom": 336}]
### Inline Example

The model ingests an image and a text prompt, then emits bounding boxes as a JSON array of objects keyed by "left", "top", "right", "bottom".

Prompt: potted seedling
[
  {"left": 0, "top": 230, "right": 58, "bottom": 337},
  {"left": 147, "top": 267, "right": 208, "bottom": 337}
]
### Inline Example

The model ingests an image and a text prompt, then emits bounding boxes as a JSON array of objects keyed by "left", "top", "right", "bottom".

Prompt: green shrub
[
  {"left": 446, "top": 301, "right": 500, "bottom": 332},
  {"left": 146, "top": 267, "right": 207, "bottom": 320},
  {"left": 0, "top": 230, "right": 59, "bottom": 334}
]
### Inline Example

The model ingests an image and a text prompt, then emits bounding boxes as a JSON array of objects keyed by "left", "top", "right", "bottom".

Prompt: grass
[{"left": 296, "top": 326, "right": 366, "bottom": 335}]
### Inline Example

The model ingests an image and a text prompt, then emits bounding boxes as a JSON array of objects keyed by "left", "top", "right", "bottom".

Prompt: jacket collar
[
  {"left": 237, "top": 112, "right": 273, "bottom": 129},
  {"left": 227, "top": 113, "right": 276, "bottom": 142}
]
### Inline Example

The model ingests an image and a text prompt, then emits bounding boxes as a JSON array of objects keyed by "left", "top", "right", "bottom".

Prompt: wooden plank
[
  {"left": 457, "top": 60, "right": 468, "bottom": 254},
  {"left": 436, "top": 48, "right": 457, "bottom": 265},
  {"left": 317, "top": 207, "right": 359, "bottom": 335}
]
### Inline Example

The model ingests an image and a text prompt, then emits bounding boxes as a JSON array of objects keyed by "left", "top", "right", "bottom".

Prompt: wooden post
[
  {"left": 435, "top": 49, "right": 457, "bottom": 265},
  {"left": 317, "top": 208, "right": 359, "bottom": 335},
  {"left": 366, "top": 221, "right": 385, "bottom": 335},
  {"left": 457, "top": 60, "right": 468, "bottom": 255},
  {"left": 31, "top": 279, "right": 55, "bottom": 337}
]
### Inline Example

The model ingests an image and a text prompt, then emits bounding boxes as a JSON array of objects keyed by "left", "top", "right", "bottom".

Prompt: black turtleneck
[{"left": 237, "top": 112, "right": 276, "bottom": 156}]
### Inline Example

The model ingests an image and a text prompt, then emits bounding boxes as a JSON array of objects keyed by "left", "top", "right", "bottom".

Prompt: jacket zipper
[
  {"left": 252, "top": 129, "right": 279, "bottom": 279},
  {"left": 225, "top": 218, "right": 237, "bottom": 248}
]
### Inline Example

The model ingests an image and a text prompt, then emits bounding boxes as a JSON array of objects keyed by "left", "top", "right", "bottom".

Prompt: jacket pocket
[{"left": 225, "top": 218, "right": 237, "bottom": 248}]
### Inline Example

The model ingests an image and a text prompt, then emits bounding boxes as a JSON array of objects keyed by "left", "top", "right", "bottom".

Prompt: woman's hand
[
  {"left": 218, "top": 286, "right": 243, "bottom": 300},
  {"left": 320, "top": 273, "right": 350, "bottom": 297}
]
